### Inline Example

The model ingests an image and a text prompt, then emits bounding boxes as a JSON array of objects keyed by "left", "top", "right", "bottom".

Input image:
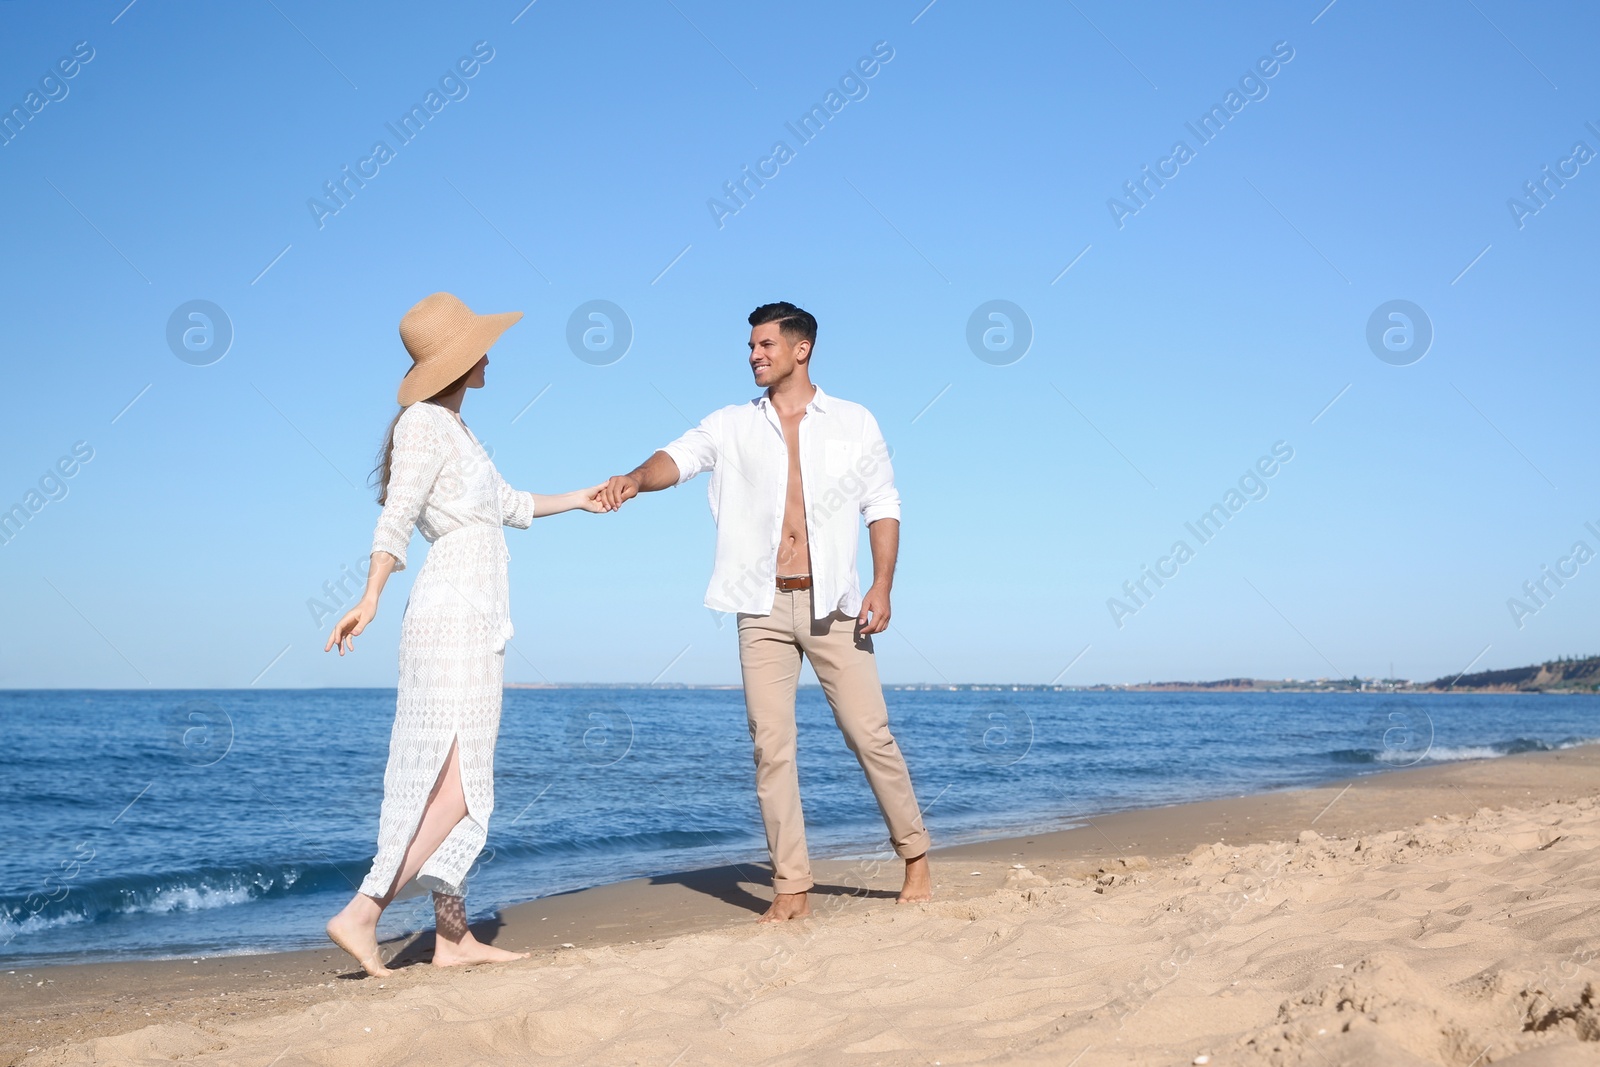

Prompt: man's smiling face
[{"left": 748, "top": 321, "right": 809, "bottom": 388}]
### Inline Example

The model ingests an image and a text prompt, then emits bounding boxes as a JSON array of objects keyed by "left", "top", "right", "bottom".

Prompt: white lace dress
[{"left": 357, "top": 400, "right": 536, "bottom": 900}]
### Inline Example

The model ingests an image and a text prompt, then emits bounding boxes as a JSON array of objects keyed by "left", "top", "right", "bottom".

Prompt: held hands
[
  {"left": 325, "top": 598, "right": 377, "bottom": 656},
  {"left": 577, "top": 484, "right": 613, "bottom": 514},
  {"left": 593, "top": 474, "right": 640, "bottom": 513},
  {"left": 856, "top": 584, "right": 891, "bottom": 636}
]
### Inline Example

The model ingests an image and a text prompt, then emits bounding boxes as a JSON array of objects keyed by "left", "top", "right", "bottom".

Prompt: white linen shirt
[{"left": 661, "top": 385, "right": 900, "bottom": 620}]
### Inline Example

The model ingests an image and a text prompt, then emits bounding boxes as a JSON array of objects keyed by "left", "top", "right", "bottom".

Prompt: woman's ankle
[
  {"left": 432, "top": 891, "right": 471, "bottom": 944},
  {"left": 337, "top": 893, "right": 383, "bottom": 924}
]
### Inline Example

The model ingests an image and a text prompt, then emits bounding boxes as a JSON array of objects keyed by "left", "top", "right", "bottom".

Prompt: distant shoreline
[
  {"left": 504, "top": 654, "right": 1600, "bottom": 694},
  {"left": 8, "top": 654, "right": 1598, "bottom": 695},
  {"left": 5, "top": 655, "right": 1594, "bottom": 695}
]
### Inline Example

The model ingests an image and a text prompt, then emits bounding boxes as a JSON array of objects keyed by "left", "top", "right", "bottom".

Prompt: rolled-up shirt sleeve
[
  {"left": 371, "top": 407, "right": 447, "bottom": 570},
  {"left": 497, "top": 476, "right": 536, "bottom": 529},
  {"left": 858, "top": 411, "right": 901, "bottom": 524},
  {"left": 660, "top": 410, "right": 721, "bottom": 487}
]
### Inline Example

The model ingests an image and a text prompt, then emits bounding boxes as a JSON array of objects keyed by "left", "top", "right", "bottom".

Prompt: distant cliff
[
  {"left": 1073, "top": 655, "right": 1600, "bottom": 693},
  {"left": 1425, "top": 656, "right": 1600, "bottom": 693}
]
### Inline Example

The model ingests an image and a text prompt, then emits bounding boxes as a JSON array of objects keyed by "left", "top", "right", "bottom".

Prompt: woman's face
[{"left": 467, "top": 354, "right": 488, "bottom": 389}]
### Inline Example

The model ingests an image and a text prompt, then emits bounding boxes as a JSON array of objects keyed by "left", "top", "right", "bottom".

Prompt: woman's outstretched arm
[
  {"left": 528, "top": 486, "right": 610, "bottom": 517},
  {"left": 498, "top": 476, "right": 609, "bottom": 525}
]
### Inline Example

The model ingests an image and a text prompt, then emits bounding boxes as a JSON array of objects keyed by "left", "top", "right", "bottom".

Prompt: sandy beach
[{"left": 8, "top": 744, "right": 1599, "bottom": 1066}]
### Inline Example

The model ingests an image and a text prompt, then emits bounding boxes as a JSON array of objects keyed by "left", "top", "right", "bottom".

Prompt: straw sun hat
[{"left": 396, "top": 292, "right": 523, "bottom": 407}]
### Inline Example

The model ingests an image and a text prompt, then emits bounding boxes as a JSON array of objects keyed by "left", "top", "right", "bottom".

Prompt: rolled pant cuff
[
  {"left": 894, "top": 830, "right": 932, "bottom": 861},
  {"left": 772, "top": 874, "right": 815, "bottom": 895}
]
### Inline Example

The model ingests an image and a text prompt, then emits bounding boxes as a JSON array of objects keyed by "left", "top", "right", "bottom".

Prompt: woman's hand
[
  {"left": 326, "top": 598, "right": 378, "bottom": 656},
  {"left": 579, "top": 484, "right": 614, "bottom": 513}
]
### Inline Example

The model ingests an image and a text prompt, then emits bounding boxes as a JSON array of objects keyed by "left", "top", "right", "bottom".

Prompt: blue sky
[{"left": 1, "top": 0, "right": 1595, "bottom": 688}]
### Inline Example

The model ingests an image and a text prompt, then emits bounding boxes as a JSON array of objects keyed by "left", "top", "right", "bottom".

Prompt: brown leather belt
[{"left": 775, "top": 575, "right": 813, "bottom": 591}]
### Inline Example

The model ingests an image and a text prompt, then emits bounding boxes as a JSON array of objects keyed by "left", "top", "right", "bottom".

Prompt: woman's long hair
[{"left": 371, "top": 365, "right": 475, "bottom": 504}]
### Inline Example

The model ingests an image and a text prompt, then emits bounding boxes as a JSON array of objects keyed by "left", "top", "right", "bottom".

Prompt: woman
[{"left": 323, "top": 292, "right": 605, "bottom": 977}]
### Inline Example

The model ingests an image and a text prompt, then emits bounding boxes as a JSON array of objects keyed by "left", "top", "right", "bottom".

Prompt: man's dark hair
[{"left": 749, "top": 301, "right": 817, "bottom": 352}]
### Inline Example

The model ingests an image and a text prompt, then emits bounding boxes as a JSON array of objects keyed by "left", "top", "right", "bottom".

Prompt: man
[{"left": 597, "top": 301, "right": 932, "bottom": 921}]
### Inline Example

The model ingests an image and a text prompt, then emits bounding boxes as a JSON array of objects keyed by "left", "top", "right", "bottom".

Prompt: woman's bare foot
[
  {"left": 431, "top": 892, "right": 530, "bottom": 969},
  {"left": 326, "top": 895, "right": 392, "bottom": 977},
  {"left": 758, "top": 891, "right": 812, "bottom": 922},
  {"left": 897, "top": 854, "right": 932, "bottom": 903},
  {"left": 432, "top": 930, "right": 531, "bottom": 968}
]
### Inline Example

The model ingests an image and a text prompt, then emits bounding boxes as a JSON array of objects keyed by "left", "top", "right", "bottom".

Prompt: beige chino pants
[{"left": 736, "top": 587, "right": 931, "bottom": 894}]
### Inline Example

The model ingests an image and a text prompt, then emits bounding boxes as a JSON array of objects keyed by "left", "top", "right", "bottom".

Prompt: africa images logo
[
  {"left": 1106, "top": 41, "right": 1295, "bottom": 229},
  {"left": 307, "top": 42, "right": 496, "bottom": 229}
]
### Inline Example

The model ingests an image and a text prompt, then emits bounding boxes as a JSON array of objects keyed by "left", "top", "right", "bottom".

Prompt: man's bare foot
[
  {"left": 430, "top": 891, "right": 530, "bottom": 968},
  {"left": 758, "top": 891, "right": 812, "bottom": 922},
  {"left": 897, "top": 853, "right": 932, "bottom": 904},
  {"left": 432, "top": 931, "right": 531, "bottom": 969},
  {"left": 326, "top": 895, "right": 392, "bottom": 977}
]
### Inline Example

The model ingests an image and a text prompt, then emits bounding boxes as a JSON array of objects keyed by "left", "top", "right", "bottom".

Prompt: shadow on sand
[{"left": 646, "top": 862, "right": 899, "bottom": 915}]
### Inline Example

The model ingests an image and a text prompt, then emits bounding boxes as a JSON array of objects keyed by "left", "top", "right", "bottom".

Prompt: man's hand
[
  {"left": 595, "top": 452, "right": 681, "bottom": 511},
  {"left": 595, "top": 474, "right": 640, "bottom": 512},
  {"left": 856, "top": 584, "right": 891, "bottom": 635}
]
